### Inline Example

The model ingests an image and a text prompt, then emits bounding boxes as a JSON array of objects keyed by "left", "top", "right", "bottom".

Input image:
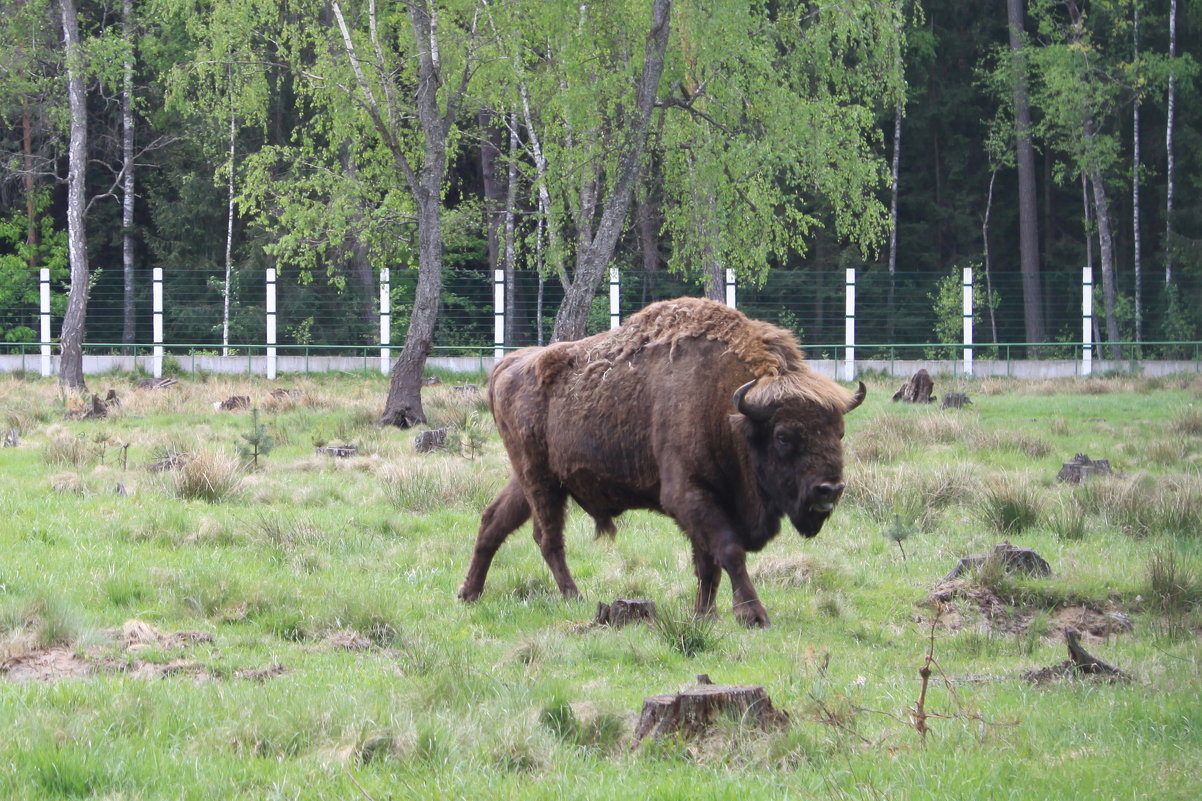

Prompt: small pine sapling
[
  {"left": 885, "top": 508, "right": 917, "bottom": 560},
  {"left": 238, "top": 407, "right": 275, "bottom": 469}
]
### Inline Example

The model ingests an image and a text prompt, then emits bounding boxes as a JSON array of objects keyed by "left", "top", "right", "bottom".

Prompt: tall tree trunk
[
  {"left": 22, "top": 109, "right": 38, "bottom": 267},
  {"left": 1131, "top": 2, "right": 1143, "bottom": 343},
  {"left": 121, "top": 0, "right": 136, "bottom": 353},
  {"left": 222, "top": 71, "right": 236, "bottom": 357},
  {"left": 887, "top": 100, "right": 901, "bottom": 341},
  {"left": 1088, "top": 167, "right": 1122, "bottom": 360},
  {"left": 479, "top": 110, "right": 503, "bottom": 279},
  {"left": 982, "top": 169, "right": 999, "bottom": 345},
  {"left": 1006, "top": 0, "right": 1045, "bottom": 355},
  {"left": 58, "top": 0, "right": 89, "bottom": 391},
  {"left": 1164, "top": 0, "right": 1177, "bottom": 285},
  {"left": 503, "top": 111, "right": 519, "bottom": 346},
  {"left": 551, "top": 0, "right": 671, "bottom": 342},
  {"left": 379, "top": 0, "right": 465, "bottom": 427}
]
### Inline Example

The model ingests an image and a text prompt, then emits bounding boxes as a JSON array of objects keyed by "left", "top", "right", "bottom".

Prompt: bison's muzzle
[{"left": 792, "top": 480, "right": 846, "bottom": 537}]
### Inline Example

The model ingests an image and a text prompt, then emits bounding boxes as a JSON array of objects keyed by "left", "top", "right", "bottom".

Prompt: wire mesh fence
[{"left": 1, "top": 266, "right": 1200, "bottom": 367}]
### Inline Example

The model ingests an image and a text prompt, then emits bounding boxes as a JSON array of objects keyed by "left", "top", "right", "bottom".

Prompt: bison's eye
[{"left": 774, "top": 430, "right": 797, "bottom": 453}]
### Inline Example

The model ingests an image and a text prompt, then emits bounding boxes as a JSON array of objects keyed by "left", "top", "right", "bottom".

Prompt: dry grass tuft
[{"left": 171, "top": 447, "right": 244, "bottom": 502}]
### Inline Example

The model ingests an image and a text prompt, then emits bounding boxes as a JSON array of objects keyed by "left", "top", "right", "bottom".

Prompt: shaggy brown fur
[{"left": 459, "top": 297, "right": 865, "bottom": 627}]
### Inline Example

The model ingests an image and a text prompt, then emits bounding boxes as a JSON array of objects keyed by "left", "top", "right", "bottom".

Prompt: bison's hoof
[
  {"left": 734, "top": 601, "right": 770, "bottom": 628},
  {"left": 457, "top": 584, "right": 482, "bottom": 603}
]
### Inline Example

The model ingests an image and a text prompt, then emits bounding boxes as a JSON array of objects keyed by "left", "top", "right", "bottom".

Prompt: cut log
[
  {"left": 940, "top": 543, "right": 1052, "bottom": 583},
  {"left": 1057, "top": 453, "right": 1112, "bottom": 483},
  {"left": 634, "top": 680, "right": 788, "bottom": 743},
  {"left": 136, "top": 377, "right": 177, "bottom": 391},
  {"left": 270, "top": 388, "right": 303, "bottom": 400},
  {"left": 941, "top": 392, "right": 972, "bottom": 409},
  {"left": 215, "top": 395, "right": 251, "bottom": 411},
  {"left": 316, "top": 444, "right": 359, "bottom": 458},
  {"left": 452, "top": 384, "right": 480, "bottom": 394},
  {"left": 594, "top": 599, "right": 657, "bottom": 627},
  {"left": 414, "top": 427, "right": 449, "bottom": 453},
  {"left": 892, "top": 369, "right": 936, "bottom": 404}
]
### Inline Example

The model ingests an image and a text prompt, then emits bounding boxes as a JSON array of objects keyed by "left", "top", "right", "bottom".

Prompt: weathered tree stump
[
  {"left": 414, "top": 427, "right": 449, "bottom": 453},
  {"left": 634, "top": 679, "right": 789, "bottom": 743},
  {"left": 3, "top": 429, "right": 18, "bottom": 448},
  {"left": 941, "top": 392, "right": 972, "bottom": 409},
  {"left": 1057, "top": 453, "right": 1112, "bottom": 483},
  {"left": 316, "top": 444, "right": 359, "bottom": 458},
  {"left": 83, "top": 392, "right": 109, "bottom": 419},
  {"left": 421, "top": 376, "right": 443, "bottom": 386},
  {"left": 892, "top": 369, "right": 936, "bottom": 404},
  {"left": 594, "top": 599, "right": 657, "bottom": 627},
  {"left": 1022, "top": 626, "right": 1133, "bottom": 684},
  {"left": 215, "top": 395, "right": 251, "bottom": 411},
  {"left": 136, "top": 377, "right": 177, "bottom": 391},
  {"left": 940, "top": 542, "right": 1052, "bottom": 583}
]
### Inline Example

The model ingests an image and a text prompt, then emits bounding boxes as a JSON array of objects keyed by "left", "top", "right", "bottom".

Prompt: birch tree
[{"left": 57, "top": 0, "right": 89, "bottom": 390}]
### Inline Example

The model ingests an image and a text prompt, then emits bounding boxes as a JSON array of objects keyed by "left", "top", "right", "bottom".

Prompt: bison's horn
[
  {"left": 733, "top": 379, "right": 770, "bottom": 422},
  {"left": 847, "top": 381, "right": 867, "bottom": 412}
]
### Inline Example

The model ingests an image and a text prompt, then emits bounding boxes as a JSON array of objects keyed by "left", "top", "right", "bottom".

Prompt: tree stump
[
  {"left": 452, "top": 384, "right": 480, "bottom": 394},
  {"left": 83, "top": 392, "right": 109, "bottom": 419},
  {"left": 634, "top": 679, "right": 788, "bottom": 743},
  {"left": 594, "top": 599, "right": 656, "bottom": 627},
  {"left": 1056, "top": 453, "right": 1112, "bottom": 483},
  {"left": 940, "top": 542, "right": 1052, "bottom": 583},
  {"left": 892, "top": 369, "right": 936, "bottom": 404},
  {"left": 316, "top": 444, "right": 359, "bottom": 458},
  {"left": 941, "top": 392, "right": 972, "bottom": 409},
  {"left": 414, "top": 427, "right": 449, "bottom": 453},
  {"left": 3, "top": 429, "right": 18, "bottom": 448},
  {"left": 421, "top": 376, "right": 442, "bottom": 386},
  {"left": 1022, "top": 626, "right": 1133, "bottom": 684}
]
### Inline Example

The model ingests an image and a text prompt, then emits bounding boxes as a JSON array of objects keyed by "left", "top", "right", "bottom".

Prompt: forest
[{"left": 1, "top": 0, "right": 1200, "bottom": 421}]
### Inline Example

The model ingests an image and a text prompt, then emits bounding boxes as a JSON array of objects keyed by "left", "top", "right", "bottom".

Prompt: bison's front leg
[
  {"left": 690, "top": 545, "right": 722, "bottom": 618},
  {"left": 717, "top": 541, "right": 770, "bottom": 628}
]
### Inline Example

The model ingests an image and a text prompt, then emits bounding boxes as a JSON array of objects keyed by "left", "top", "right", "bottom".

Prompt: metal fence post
[
  {"left": 1082, "top": 267, "right": 1093, "bottom": 377},
  {"left": 153, "top": 267, "right": 164, "bottom": 378},
  {"left": 494, "top": 268, "right": 505, "bottom": 361},
  {"left": 609, "top": 268, "right": 620, "bottom": 329},
  {"left": 725, "top": 268, "right": 736, "bottom": 309},
  {"left": 379, "top": 268, "right": 391, "bottom": 375},
  {"left": 40, "top": 268, "right": 50, "bottom": 378},
  {"left": 843, "top": 268, "right": 856, "bottom": 382},
  {"left": 963, "top": 267, "right": 974, "bottom": 377},
  {"left": 266, "top": 267, "right": 277, "bottom": 380}
]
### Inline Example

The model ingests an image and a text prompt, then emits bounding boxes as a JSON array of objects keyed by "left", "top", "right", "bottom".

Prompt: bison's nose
[{"left": 810, "top": 481, "right": 845, "bottom": 513}]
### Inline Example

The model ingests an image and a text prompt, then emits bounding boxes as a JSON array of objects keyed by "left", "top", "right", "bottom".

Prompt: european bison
[{"left": 458, "top": 298, "right": 865, "bottom": 626}]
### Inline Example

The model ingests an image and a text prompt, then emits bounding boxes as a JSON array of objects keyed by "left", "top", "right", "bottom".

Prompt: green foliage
[
  {"left": 238, "top": 407, "right": 275, "bottom": 468},
  {"left": 927, "top": 265, "right": 1000, "bottom": 357}
]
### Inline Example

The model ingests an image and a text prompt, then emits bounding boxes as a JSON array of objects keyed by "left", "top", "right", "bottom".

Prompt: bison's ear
[{"left": 846, "top": 381, "right": 867, "bottom": 412}]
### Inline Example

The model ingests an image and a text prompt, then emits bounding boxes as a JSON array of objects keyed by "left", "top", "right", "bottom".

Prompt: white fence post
[
  {"left": 39, "top": 268, "right": 51, "bottom": 377},
  {"left": 963, "top": 267, "right": 974, "bottom": 378},
  {"left": 725, "top": 268, "right": 737, "bottom": 309},
  {"left": 843, "top": 268, "right": 856, "bottom": 382},
  {"left": 152, "top": 267, "right": 164, "bottom": 378},
  {"left": 266, "top": 267, "right": 277, "bottom": 380},
  {"left": 609, "top": 268, "right": 621, "bottom": 329},
  {"left": 1082, "top": 267, "right": 1093, "bottom": 377},
  {"left": 494, "top": 268, "right": 505, "bottom": 361},
  {"left": 379, "top": 268, "right": 391, "bottom": 375}
]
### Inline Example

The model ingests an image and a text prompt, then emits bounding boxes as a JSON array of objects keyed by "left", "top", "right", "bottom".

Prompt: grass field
[{"left": 1, "top": 370, "right": 1200, "bottom": 800}]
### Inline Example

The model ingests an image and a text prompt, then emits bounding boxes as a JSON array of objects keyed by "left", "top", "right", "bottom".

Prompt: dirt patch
[
  {"left": 2, "top": 619, "right": 284, "bottom": 683},
  {"left": 921, "top": 583, "right": 1131, "bottom": 642},
  {"left": 326, "top": 630, "right": 374, "bottom": 651}
]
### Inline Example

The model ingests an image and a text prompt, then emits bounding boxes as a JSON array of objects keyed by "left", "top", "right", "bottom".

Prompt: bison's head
[{"left": 733, "top": 376, "right": 866, "bottom": 537}]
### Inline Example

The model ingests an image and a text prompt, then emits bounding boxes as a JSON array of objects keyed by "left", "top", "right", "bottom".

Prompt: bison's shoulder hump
[{"left": 615, "top": 298, "right": 806, "bottom": 377}]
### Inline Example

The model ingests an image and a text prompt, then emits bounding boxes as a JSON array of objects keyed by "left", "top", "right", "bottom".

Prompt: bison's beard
[{"left": 790, "top": 508, "right": 832, "bottom": 538}]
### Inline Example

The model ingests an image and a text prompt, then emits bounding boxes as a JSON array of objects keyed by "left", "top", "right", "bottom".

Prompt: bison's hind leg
[{"left": 458, "top": 476, "right": 532, "bottom": 602}]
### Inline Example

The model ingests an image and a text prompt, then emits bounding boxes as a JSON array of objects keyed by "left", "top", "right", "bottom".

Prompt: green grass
[{"left": 0, "top": 371, "right": 1200, "bottom": 799}]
